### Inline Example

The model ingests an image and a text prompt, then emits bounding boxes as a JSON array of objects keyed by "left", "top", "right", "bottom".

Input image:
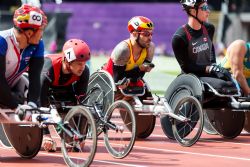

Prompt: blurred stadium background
[{"left": 1, "top": 0, "right": 250, "bottom": 93}]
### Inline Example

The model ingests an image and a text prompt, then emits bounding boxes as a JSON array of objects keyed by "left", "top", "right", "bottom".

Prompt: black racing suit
[{"left": 172, "top": 22, "right": 234, "bottom": 91}]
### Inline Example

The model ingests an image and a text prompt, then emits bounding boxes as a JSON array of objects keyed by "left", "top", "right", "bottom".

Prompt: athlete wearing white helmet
[{"left": 172, "top": 0, "right": 232, "bottom": 90}]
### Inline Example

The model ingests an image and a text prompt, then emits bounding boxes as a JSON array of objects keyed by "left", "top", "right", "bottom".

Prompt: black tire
[
  {"left": 161, "top": 74, "right": 203, "bottom": 140},
  {"left": 61, "top": 106, "right": 97, "bottom": 167},
  {"left": 161, "top": 87, "right": 194, "bottom": 139},
  {"left": 172, "top": 96, "right": 204, "bottom": 147},
  {"left": 104, "top": 100, "right": 136, "bottom": 159}
]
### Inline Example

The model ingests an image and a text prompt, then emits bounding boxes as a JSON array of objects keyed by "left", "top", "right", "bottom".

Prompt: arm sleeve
[
  {"left": 74, "top": 65, "right": 90, "bottom": 97},
  {"left": 40, "top": 58, "right": 54, "bottom": 107},
  {"left": 0, "top": 56, "right": 19, "bottom": 109},
  {"left": 172, "top": 33, "right": 207, "bottom": 75},
  {"left": 28, "top": 57, "right": 44, "bottom": 105},
  {"left": 206, "top": 23, "right": 216, "bottom": 64},
  {"left": 113, "top": 64, "right": 126, "bottom": 82}
]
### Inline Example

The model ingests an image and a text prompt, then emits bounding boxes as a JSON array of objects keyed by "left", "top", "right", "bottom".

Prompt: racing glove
[
  {"left": 15, "top": 102, "right": 37, "bottom": 121},
  {"left": 208, "top": 64, "right": 232, "bottom": 81}
]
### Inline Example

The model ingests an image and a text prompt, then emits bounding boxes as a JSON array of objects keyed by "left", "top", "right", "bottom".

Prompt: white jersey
[{"left": 0, "top": 28, "right": 44, "bottom": 87}]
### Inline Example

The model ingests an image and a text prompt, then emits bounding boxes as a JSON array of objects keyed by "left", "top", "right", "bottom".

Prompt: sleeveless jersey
[
  {"left": 103, "top": 39, "right": 147, "bottom": 76},
  {"left": 183, "top": 25, "right": 213, "bottom": 66},
  {"left": 222, "top": 42, "right": 250, "bottom": 85},
  {"left": 124, "top": 39, "right": 147, "bottom": 71},
  {"left": 46, "top": 54, "right": 80, "bottom": 86},
  {"left": 0, "top": 28, "right": 44, "bottom": 87}
]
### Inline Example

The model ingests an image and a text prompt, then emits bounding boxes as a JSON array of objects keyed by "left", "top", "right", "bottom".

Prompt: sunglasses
[
  {"left": 137, "top": 31, "right": 153, "bottom": 37},
  {"left": 199, "top": 5, "right": 209, "bottom": 11}
]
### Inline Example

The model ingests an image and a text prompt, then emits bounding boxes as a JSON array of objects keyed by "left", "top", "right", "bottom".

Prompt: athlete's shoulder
[
  {"left": 203, "top": 22, "right": 215, "bottom": 32},
  {"left": 0, "top": 28, "right": 13, "bottom": 39},
  {"left": 172, "top": 25, "right": 186, "bottom": 41},
  {"left": 111, "top": 40, "right": 130, "bottom": 65},
  {"left": 172, "top": 25, "right": 187, "bottom": 46}
]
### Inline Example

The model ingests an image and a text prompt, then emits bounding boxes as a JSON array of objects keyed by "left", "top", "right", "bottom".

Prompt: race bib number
[
  {"left": 64, "top": 48, "right": 76, "bottom": 62},
  {"left": 29, "top": 11, "right": 42, "bottom": 26},
  {"left": 131, "top": 17, "right": 142, "bottom": 29}
]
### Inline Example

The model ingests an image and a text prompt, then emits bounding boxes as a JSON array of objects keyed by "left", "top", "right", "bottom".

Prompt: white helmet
[{"left": 180, "top": 0, "right": 207, "bottom": 9}]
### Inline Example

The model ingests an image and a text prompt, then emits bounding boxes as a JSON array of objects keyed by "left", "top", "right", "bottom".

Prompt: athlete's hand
[
  {"left": 208, "top": 64, "right": 232, "bottom": 81},
  {"left": 15, "top": 102, "right": 37, "bottom": 121},
  {"left": 139, "top": 63, "right": 155, "bottom": 72},
  {"left": 117, "top": 78, "right": 130, "bottom": 89}
]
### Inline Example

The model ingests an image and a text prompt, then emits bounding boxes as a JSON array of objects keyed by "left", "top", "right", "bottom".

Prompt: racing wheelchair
[
  {"left": 48, "top": 84, "right": 136, "bottom": 159},
  {"left": 0, "top": 74, "right": 97, "bottom": 167},
  {"left": 160, "top": 72, "right": 250, "bottom": 140},
  {"left": 87, "top": 69, "right": 204, "bottom": 147},
  {"left": 0, "top": 73, "right": 136, "bottom": 167}
]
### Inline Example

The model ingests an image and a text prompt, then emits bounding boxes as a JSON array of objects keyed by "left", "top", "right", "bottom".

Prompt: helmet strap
[
  {"left": 63, "top": 57, "right": 72, "bottom": 73},
  {"left": 187, "top": 7, "right": 203, "bottom": 25},
  {"left": 135, "top": 34, "right": 145, "bottom": 49}
]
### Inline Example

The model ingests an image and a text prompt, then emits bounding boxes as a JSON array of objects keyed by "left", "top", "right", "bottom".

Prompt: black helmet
[{"left": 180, "top": 0, "right": 207, "bottom": 10}]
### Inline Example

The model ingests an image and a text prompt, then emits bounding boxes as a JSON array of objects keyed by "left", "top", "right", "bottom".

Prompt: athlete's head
[
  {"left": 13, "top": 5, "right": 48, "bottom": 47},
  {"left": 13, "top": 4, "right": 47, "bottom": 30},
  {"left": 63, "top": 39, "right": 91, "bottom": 76},
  {"left": 128, "top": 16, "right": 154, "bottom": 48},
  {"left": 180, "top": 0, "right": 209, "bottom": 24}
]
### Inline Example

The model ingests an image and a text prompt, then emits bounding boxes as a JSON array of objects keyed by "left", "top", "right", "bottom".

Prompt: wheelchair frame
[{"left": 87, "top": 70, "right": 204, "bottom": 147}]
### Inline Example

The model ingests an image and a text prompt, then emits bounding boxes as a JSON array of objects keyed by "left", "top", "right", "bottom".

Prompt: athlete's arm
[
  {"left": 111, "top": 41, "right": 130, "bottom": 82},
  {"left": 29, "top": 41, "right": 44, "bottom": 106},
  {"left": 206, "top": 23, "right": 216, "bottom": 64},
  {"left": 74, "top": 65, "right": 90, "bottom": 100},
  {"left": 40, "top": 57, "right": 54, "bottom": 107},
  {"left": 228, "top": 40, "right": 250, "bottom": 94},
  {"left": 0, "top": 37, "right": 18, "bottom": 109}
]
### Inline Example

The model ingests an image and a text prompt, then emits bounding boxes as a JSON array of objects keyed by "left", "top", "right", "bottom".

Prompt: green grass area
[
  {"left": 90, "top": 55, "right": 180, "bottom": 93},
  {"left": 162, "top": 70, "right": 180, "bottom": 76}
]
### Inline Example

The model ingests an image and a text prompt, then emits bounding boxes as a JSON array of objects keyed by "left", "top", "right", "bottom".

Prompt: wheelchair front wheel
[
  {"left": 104, "top": 100, "right": 136, "bottom": 159},
  {"left": 61, "top": 106, "right": 97, "bottom": 167},
  {"left": 172, "top": 96, "right": 204, "bottom": 147}
]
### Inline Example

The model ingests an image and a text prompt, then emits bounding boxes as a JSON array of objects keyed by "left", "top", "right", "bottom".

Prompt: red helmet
[
  {"left": 63, "top": 39, "right": 91, "bottom": 62},
  {"left": 13, "top": 4, "right": 48, "bottom": 30},
  {"left": 128, "top": 16, "right": 154, "bottom": 33}
]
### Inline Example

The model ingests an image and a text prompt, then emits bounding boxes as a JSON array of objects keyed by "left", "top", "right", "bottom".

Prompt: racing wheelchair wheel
[
  {"left": 204, "top": 106, "right": 245, "bottom": 139},
  {"left": 86, "top": 71, "right": 115, "bottom": 135},
  {"left": 134, "top": 113, "right": 156, "bottom": 138},
  {"left": 172, "top": 96, "right": 203, "bottom": 147},
  {"left": 61, "top": 106, "right": 97, "bottom": 167},
  {"left": 244, "top": 112, "right": 250, "bottom": 133},
  {"left": 161, "top": 74, "right": 203, "bottom": 140},
  {"left": 3, "top": 124, "right": 42, "bottom": 159},
  {"left": 104, "top": 100, "right": 136, "bottom": 159},
  {"left": 2, "top": 73, "right": 42, "bottom": 158}
]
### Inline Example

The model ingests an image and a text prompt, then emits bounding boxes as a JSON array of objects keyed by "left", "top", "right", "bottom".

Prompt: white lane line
[{"left": 133, "top": 145, "right": 250, "bottom": 161}]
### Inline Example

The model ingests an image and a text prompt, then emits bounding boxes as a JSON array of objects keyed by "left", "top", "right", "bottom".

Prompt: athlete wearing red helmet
[
  {"left": 13, "top": 4, "right": 47, "bottom": 30},
  {"left": 40, "top": 39, "right": 91, "bottom": 152},
  {"left": 102, "top": 16, "right": 156, "bottom": 138},
  {"left": 0, "top": 5, "right": 48, "bottom": 146},
  {"left": 13, "top": 4, "right": 48, "bottom": 48}
]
